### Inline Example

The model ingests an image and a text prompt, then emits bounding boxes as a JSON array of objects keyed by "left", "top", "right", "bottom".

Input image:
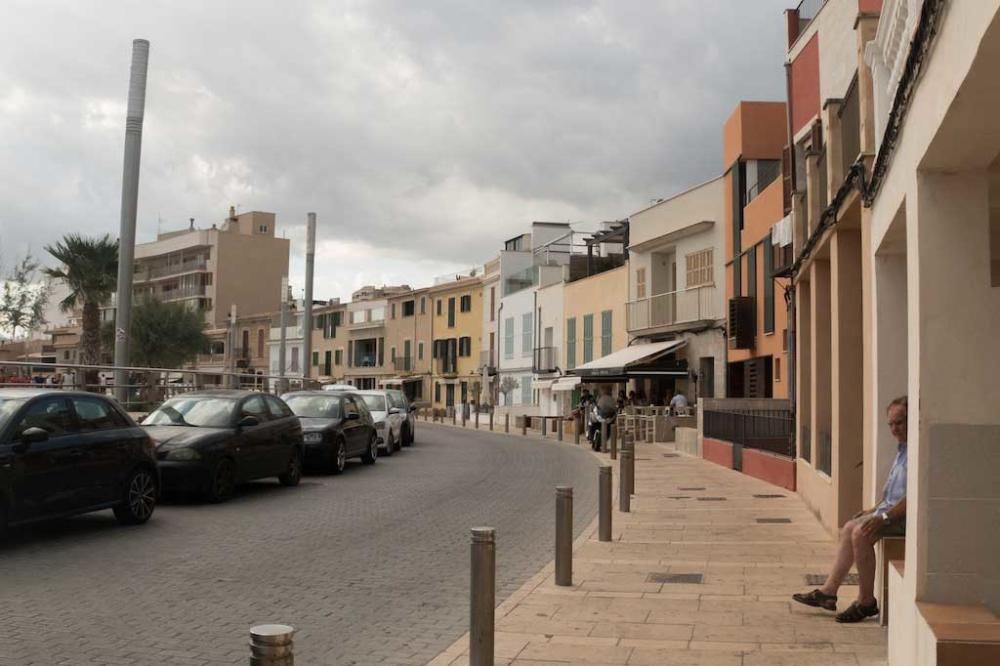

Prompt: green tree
[
  {"left": 43, "top": 234, "right": 119, "bottom": 388},
  {"left": 0, "top": 254, "right": 50, "bottom": 340}
]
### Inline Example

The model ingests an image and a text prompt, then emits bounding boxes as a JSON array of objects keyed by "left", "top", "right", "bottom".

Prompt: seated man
[
  {"left": 669, "top": 391, "right": 689, "bottom": 415},
  {"left": 793, "top": 396, "right": 908, "bottom": 623}
]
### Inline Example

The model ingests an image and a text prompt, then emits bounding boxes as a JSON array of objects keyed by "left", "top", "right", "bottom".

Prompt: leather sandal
[
  {"left": 835, "top": 600, "right": 879, "bottom": 623},
  {"left": 792, "top": 589, "right": 838, "bottom": 611}
]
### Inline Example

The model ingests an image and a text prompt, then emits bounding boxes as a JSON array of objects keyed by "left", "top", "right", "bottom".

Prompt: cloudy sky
[{"left": 0, "top": 0, "right": 789, "bottom": 302}]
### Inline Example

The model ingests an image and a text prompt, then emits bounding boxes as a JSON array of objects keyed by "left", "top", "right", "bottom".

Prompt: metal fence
[
  {"left": 703, "top": 409, "right": 795, "bottom": 458},
  {"left": 0, "top": 359, "right": 321, "bottom": 412}
]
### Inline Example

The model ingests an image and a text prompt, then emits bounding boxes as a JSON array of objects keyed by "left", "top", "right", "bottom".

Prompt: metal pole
[
  {"left": 601, "top": 422, "right": 609, "bottom": 453},
  {"left": 278, "top": 276, "right": 288, "bottom": 394},
  {"left": 302, "top": 213, "right": 316, "bottom": 381},
  {"left": 113, "top": 39, "right": 150, "bottom": 403},
  {"left": 470, "top": 527, "right": 495, "bottom": 666},
  {"left": 555, "top": 486, "right": 573, "bottom": 586},
  {"left": 452, "top": 407, "right": 457, "bottom": 425},
  {"left": 249, "top": 624, "right": 294, "bottom": 666},
  {"left": 521, "top": 416, "right": 527, "bottom": 436},
  {"left": 574, "top": 416, "right": 581, "bottom": 445},
  {"left": 462, "top": 404, "right": 467, "bottom": 427},
  {"left": 504, "top": 413, "right": 509, "bottom": 433},
  {"left": 542, "top": 418, "right": 547, "bottom": 438},
  {"left": 475, "top": 408, "right": 479, "bottom": 429},
  {"left": 557, "top": 418, "right": 563, "bottom": 442},
  {"left": 624, "top": 434, "right": 635, "bottom": 496},
  {"left": 229, "top": 304, "right": 238, "bottom": 389},
  {"left": 619, "top": 447, "right": 632, "bottom": 513},
  {"left": 489, "top": 410, "right": 493, "bottom": 431},
  {"left": 598, "top": 466, "right": 612, "bottom": 542},
  {"left": 610, "top": 423, "right": 618, "bottom": 460}
]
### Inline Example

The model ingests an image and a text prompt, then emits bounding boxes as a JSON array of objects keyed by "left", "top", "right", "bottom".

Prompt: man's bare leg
[
  {"left": 820, "top": 518, "right": 860, "bottom": 595},
  {"left": 852, "top": 524, "right": 878, "bottom": 606}
]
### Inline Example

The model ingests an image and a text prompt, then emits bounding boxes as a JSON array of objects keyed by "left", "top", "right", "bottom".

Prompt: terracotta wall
[{"left": 790, "top": 34, "right": 821, "bottom": 136}]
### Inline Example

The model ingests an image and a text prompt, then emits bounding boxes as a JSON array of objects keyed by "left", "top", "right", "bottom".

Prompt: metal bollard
[
  {"left": 475, "top": 409, "right": 479, "bottom": 429},
  {"left": 557, "top": 418, "right": 563, "bottom": 442},
  {"left": 574, "top": 417, "right": 581, "bottom": 445},
  {"left": 601, "top": 423, "right": 609, "bottom": 453},
  {"left": 555, "top": 486, "right": 573, "bottom": 586},
  {"left": 249, "top": 624, "right": 294, "bottom": 666},
  {"left": 598, "top": 466, "right": 612, "bottom": 542},
  {"left": 610, "top": 424, "right": 618, "bottom": 460},
  {"left": 624, "top": 434, "right": 635, "bottom": 496},
  {"left": 489, "top": 410, "right": 494, "bottom": 431},
  {"left": 542, "top": 418, "right": 547, "bottom": 438},
  {"left": 619, "top": 447, "right": 632, "bottom": 513},
  {"left": 462, "top": 405, "right": 467, "bottom": 427},
  {"left": 452, "top": 408, "right": 457, "bottom": 425},
  {"left": 522, "top": 416, "right": 527, "bottom": 436},
  {"left": 505, "top": 413, "right": 510, "bottom": 433},
  {"left": 470, "top": 527, "right": 495, "bottom": 666}
]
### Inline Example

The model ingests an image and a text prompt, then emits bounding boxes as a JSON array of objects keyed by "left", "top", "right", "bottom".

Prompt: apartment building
[
  {"left": 857, "top": 1, "right": 1000, "bottom": 661},
  {"left": 724, "top": 101, "right": 792, "bottom": 400},
  {"left": 382, "top": 287, "right": 432, "bottom": 402},
  {"left": 479, "top": 256, "right": 501, "bottom": 407},
  {"left": 563, "top": 261, "right": 629, "bottom": 395},
  {"left": 310, "top": 300, "right": 347, "bottom": 384},
  {"left": 627, "top": 176, "right": 727, "bottom": 402},
  {"left": 428, "top": 275, "right": 483, "bottom": 411},
  {"left": 341, "top": 286, "right": 406, "bottom": 389}
]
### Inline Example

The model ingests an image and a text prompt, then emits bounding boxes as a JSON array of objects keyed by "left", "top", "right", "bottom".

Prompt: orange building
[{"left": 722, "top": 101, "right": 792, "bottom": 398}]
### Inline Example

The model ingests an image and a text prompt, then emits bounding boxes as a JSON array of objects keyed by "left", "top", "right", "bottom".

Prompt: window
[
  {"left": 747, "top": 245, "right": 757, "bottom": 305},
  {"left": 521, "top": 374, "right": 532, "bottom": 405},
  {"left": 503, "top": 317, "right": 514, "bottom": 359},
  {"left": 351, "top": 310, "right": 366, "bottom": 324},
  {"left": 347, "top": 341, "right": 353, "bottom": 367},
  {"left": 391, "top": 303, "right": 396, "bottom": 319},
  {"left": 73, "top": 397, "right": 121, "bottom": 431},
  {"left": 402, "top": 300, "right": 415, "bottom": 317},
  {"left": 447, "top": 297, "right": 456, "bottom": 327},
  {"left": 312, "top": 351, "right": 319, "bottom": 367},
  {"left": 420, "top": 297, "right": 426, "bottom": 315},
  {"left": 241, "top": 395, "right": 270, "bottom": 421},
  {"left": 582, "top": 314, "right": 594, "bottom": 363},
  {"left": 600, "top": 310, "right": 612, "bottom": 357},
  {"left": 390, "top": 346, "right": 396, "bottom": 364},
  {"left": 459, "top": 337, "right": 472, "bottom": 357},
  {"left": 17, "top": 398, "right": 74, "bottom": 438},
  {"left": 403, "top": 340, "right": 411, "bottom": 364},
  {"left": 782, "top": 329, "right": 788, "bottom": 351},
  {"left": 418, "top": 341, "right": 424, "bottom": 361},
  {"left": 343, "top": 396, "right": 359, "bottom": 419},
  {"left": 636, "top": 268, "right": 647, "bottom": 299},
  {"left": 335, "top": 349, "right": 343, "bottom": 366},
  {"left": 324, "top": 350, "right": 332, "bottom": 375},
  {"left": 490, "top": 287, "right": 496, "bottom": 321},
  {"left": 521, "top": 312, "right": 533, "bottom": 357},
  {"left": 566, "top": 317, "right": 576, "bottom": 369},
  {"left": 775, "top": 357, "right": 782, "bottom": 382},
  {"left": 460, "top": 381, "right": 468, "bottom": 404},
  {"left": 764, "top": 231, "right": 775, "bottom": 334},
  {"left": 265, "top": 395, "right": 292, "bottom": 419},
  {"left": 685, "top": 249, "right": 714, "bottom": 288},
  {"left": 460, "top": 294, "right": 472, "bottom": 312},
  {"left": 436, "top": 299, "right": 442, "bottom": 316},
  {"left": 242, "top": 329, "right": 250, "bottom": 354},
  {"left": 745, "top": 159, "right": 781, "bottom": 203},
  {"left": 434, "top": 382, "right": 441, "bottom": 403}
]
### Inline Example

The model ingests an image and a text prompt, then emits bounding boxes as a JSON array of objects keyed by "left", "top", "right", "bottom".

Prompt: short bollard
[
  {"left": 555, "top": 486, "right": 573, "bottom": 586},
  {"left": 462, "top": 406, "right": 467, "bottom": 427},
  {"left": 504, "top": 413, "right": 510, "bottom": 433},
  {"left": 522, "top": 416, "right": 528, "bottom": 436},
  {"left": 557, "top": 419, "right": 563, "bottom": 442},
  {"left": 542, "top": 418, "right": 548, "bottom": 438},
  {"left": 619, "top": 447, "right": 632, "bottom": 513},
  {"left": 574, "top": 418, "right": 581, "bottom": 445},
  {"left": 470, "top": 527, "right": 495, "bottom": 666},
  {"left": 609, "top": 424, "right": 618, "bottom": 460},
  {"left": 452, "top": 408, "right": 457, "bottom": 425},
  {"left": 624, "top": 434, "right": 635, "bottom": 496},
  {"left": 249, "top": 624, "right": 294, "bottom": 666},
  {"left": 489, "top": 410, "right": 494, "bottom": 431},
  {"left": 475, "top": 410, "right": 479, "bottom": 429},
  {"left": 600, "top": 423, "right": 610, "bottom": 453},
  {"left": 598, "top": 466, "right": 612, "bottom": 542}
]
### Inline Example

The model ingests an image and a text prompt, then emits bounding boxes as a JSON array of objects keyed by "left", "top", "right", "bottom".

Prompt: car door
[
  {"left": 341, "top": 396, "right": 365, "bottom": 455},
  {"left": 264, "top": 395, "right": 299, "bottom": 474},
  {"left": 69, "top": 395, "right": 136, "bottom": 506},
  {"left": 5, "top": 396, "right": 82, "bottom": 522},
  {"left": 234, "top": 395, "right": 273, "bottom": 480}
]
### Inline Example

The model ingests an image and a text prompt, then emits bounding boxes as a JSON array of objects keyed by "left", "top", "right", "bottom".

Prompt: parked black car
[
  {"left": 282, "top": 391, "right": 379, "bottom": 473},
  {"left": 142, "top": 390, "right": 303, "bottom": 502},
  {"left": 0, "top": 388, "right": 158, "bottom": 532}
]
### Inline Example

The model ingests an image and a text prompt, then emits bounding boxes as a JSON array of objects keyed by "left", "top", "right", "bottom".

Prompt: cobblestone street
[{"left": 0, "top": 423, "right": 597, "bottom": 665}]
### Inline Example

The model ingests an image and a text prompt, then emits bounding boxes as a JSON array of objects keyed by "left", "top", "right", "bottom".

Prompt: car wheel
[
  {"left": 113, "top": 467, "right": 157, "bottom": 525},
  {"left": 361, "top": 433, "right": 378, "bottom": 465},
  {"left": 207, "top": 458, "right": 236, "bottom": 503},
  {"left": 279, "top": 448, "right": 303, "bottom": 487},
  {"left": 330, "top": 439, "right": 347, "bottom": 475},
  {"left": 383, "top": 430, "right": 395, "bottom": 456}
]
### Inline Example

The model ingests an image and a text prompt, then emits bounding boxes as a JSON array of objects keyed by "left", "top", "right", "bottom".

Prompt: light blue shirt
[{"left": 876, "top": 443, "right": 907, "bottom": 513}]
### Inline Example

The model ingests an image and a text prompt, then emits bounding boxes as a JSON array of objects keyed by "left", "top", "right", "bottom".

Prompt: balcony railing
[
  {"left": 436, "top": 356, "right": 458, "bottom": 376},
  {"left": 136, "top": 259, "right": 209, "bottom": 281},
  {"left": 703, "top": 409, "right": 795, "bottom": 458},
  {"left": 533, "top": 346, "right": 558, "bottom": 373},
  {"left": 160, "top": 284, "right": 207, "bottom": 301},
  {"left": 626, "top": 284, "right": 719, "bottom": 332},
  {"left": 392, "top": 355, "right": 412, "bottom": 373}
]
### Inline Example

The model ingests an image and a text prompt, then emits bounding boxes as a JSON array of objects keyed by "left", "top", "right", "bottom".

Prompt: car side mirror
[
  {"left": 345, "top": 412, "right": 360, "bottom": 421},
  {"left": 238, "top": 415, "right": 260, "bottom": 429},
  {"left": 388, "top": 407, "right": 401, "bottom": 415},
  {"left": 14, "top": 427, "right": 48, "bottom": 452},
  {"left": 409, "top": 405, "right": 418, "bottom": 412}
]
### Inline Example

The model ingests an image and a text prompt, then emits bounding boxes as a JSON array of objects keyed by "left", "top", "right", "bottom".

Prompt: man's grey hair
[{"left": 888, "top": 395, "right": 908, "bottom": 413}]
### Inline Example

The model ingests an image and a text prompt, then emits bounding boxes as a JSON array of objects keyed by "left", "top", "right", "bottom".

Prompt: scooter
[{"left": 587, "top": 404, "right": 616, "bottom": 452}]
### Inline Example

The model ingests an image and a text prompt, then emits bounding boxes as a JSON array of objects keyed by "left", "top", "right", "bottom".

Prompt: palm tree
[{"left": 44, "top": 234, "right": 119, "bottom": 389}]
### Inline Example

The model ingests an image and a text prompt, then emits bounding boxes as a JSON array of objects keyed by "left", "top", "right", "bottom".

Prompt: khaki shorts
[{"left": 852, "top": 510, "right": 905, "bottom": 538}]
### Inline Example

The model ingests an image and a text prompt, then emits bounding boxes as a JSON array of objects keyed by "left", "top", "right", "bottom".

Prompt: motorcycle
[{"left": 587, "top": 403, "right": 616, "bottom": 452}]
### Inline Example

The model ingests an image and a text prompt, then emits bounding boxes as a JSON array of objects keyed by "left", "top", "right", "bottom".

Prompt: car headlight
[
  {"left": 374, "top": 421, "right": 385, "bottom": 430},
  {"left": 164, "top": 447, "right": 202, "bottom": 461},
  {"left": 303, "top": 432, "right": 323, "bottom": 444}
]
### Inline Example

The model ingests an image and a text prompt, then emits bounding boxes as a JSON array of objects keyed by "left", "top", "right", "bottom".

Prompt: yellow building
[
  {"left": 310, "top": 302, "right": 347, "bottom": 384},
  {"left": 427, "top": 276, "right": 483, "bottom": 411},
  {"left": 381, "top": 287, "right": 433, "bottom": 403}
]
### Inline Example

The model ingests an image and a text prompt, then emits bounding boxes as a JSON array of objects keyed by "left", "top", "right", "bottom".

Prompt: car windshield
[
  {"left": 143, "top": 397, "right": 237, "bottom": 428},
  {"left": 360, "top": 394, "right": 386, "bottom": 412},
  {"left": 285, "top": 395, "right": 341, "bottom": 419},
  {"left": 0, "top": 398, "right": 26, "bottom": 430}
]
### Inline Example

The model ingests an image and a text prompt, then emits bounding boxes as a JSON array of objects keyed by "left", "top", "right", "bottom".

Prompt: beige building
[
  {"left": 427, "top": 275, "right": 483, "bottom": 411},
  {"left": 310, "top": 301, "right": 347, "bottom": 384},
  {"left": 341, "top": 286, "right": 408, "bottom": 390},
  {"left": 381, "top": 287, "right": 433, "bottom": 403}
]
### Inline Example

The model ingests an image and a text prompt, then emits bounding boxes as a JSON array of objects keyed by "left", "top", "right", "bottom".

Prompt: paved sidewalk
[{"left": 429, "top": 439, "right": 888, "bottom": 665}]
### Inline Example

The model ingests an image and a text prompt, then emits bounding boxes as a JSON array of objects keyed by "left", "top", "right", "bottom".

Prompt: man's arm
[{"left": 860, "top": 497, "right": 906, "bottom": 538}]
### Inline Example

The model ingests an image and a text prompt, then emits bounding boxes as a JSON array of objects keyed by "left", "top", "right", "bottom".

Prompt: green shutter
[
  {"left": 601, "top": 310, "right": 612, "bottom": 356},
  {"left": 566, "top": 317, "right": 576, "bottom": 369},
  {"left": 582, "top": 314, "right": 594, "bottom": 364}
]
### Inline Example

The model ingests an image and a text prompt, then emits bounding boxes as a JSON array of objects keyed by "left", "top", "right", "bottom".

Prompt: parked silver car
[
  {"left": 353, "top": 390, "right": 405, "bottom": 455},
  {"left": 385, "top": 389, "right": 416, "bottom": 447}
]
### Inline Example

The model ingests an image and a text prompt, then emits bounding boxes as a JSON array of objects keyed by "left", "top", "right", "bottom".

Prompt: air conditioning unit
[{"left": 728, "top": 297, "right": 756, "bottom": 349}]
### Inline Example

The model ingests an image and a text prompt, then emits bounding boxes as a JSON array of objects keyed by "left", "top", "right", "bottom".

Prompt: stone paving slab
[{"left": 429, "top": 436, "right": 888, "bottom": 665}]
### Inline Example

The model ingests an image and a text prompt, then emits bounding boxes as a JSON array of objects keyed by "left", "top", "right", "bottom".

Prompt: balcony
[
  {"left": 532, "top": 346, "right": 558, "bottom": 374},
  {"left": 626, "top": 285, "right": 720, "bottom": 333},
  {"left": 135, "top": 258, "right": 209, "bottom": 282},
  {"left": 479, "top": 350, "right": 497, "bottom": 375},
  {"left": 160, "top": 284, "right": 207, "bottom": 302},
  {"left": 503, "top": 266, "right": 538, "bottom": 296},
  {"left": 392, "top": 355, "right": 413, "bottom": 373},
  {"left": 436, "top": 356, "right": 458, "bottom": 376}
]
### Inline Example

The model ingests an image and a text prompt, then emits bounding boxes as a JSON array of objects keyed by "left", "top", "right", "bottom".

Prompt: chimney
[
  {"left": 189, "top": 217, "right": 195, "bottom": 230},
  {"left": 229, "top": 205, "right": 236, "bottom": 221}
]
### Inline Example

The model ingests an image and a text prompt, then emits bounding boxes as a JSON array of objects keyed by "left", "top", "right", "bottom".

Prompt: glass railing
[{"left": 626, "top": 285, "right": 719, "bottom": 331}]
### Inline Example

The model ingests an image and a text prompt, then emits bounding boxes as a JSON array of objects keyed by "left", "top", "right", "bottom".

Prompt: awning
[
  {"left": 533, "top": 378, "right": 557, "bottom": 391},
  {"left": 571, "top": 340, "right": 686, "bottom": 378},
  {"left": 552, "top": 376, "right": 581, "bottom": 392}
]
